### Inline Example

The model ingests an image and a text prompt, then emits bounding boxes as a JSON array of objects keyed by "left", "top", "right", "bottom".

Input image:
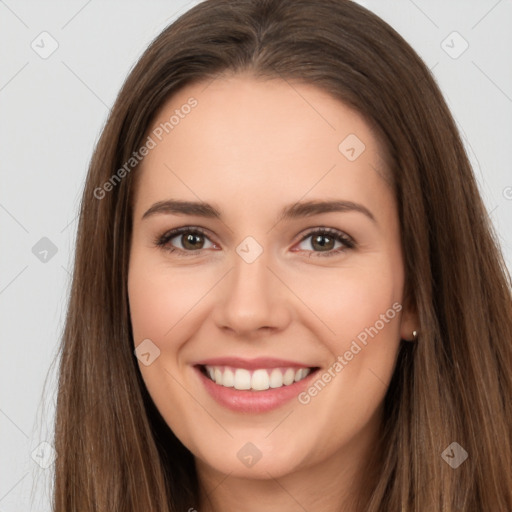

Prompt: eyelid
[{"left": 297, "top": 226, "right": 354, "bottom": 245}]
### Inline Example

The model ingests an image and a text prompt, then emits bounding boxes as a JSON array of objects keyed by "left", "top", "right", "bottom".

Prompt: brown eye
[
  {"left": 180, "top": 232, "right": 206, "bottom": 250},
  {"left": 310, "top": 233, "right": 336, "bottom": 251},
  {"left": 295, "top": 228, "right": 355, "bottom": 257},
  {"left": 155, "top": 227, "right": 215, "bottom": 254}
]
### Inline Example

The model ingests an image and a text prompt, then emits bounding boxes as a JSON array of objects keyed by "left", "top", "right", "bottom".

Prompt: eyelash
[{"left": 153, "top": 226, "right": 356, "bottom": 258}]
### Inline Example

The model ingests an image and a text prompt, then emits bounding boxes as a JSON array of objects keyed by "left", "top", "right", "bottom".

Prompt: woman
[{"left": 53, "top": 0, "right": 512, "bottom": 510}]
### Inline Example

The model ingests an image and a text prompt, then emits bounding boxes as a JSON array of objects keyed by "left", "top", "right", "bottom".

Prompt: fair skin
[{"left": 128, "top": 73, "right": 417, "bottom": 511}]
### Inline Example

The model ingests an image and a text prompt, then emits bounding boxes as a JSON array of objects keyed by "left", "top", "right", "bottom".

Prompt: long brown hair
[{"left": 52, "top": 0, "right": 512, "bottom": 510}]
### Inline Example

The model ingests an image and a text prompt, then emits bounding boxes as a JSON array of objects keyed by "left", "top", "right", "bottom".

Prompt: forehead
[{"left": 134, "top": 73, "right": 391, "bottom": 219}]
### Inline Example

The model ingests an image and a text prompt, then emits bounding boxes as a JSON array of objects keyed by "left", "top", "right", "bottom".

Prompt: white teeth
[
  {"left": 269, "top": 368, "right": 283, "bottom": 388},
  {"left": 204, "top": 365, "right": 312, "bottom": 391},
  {"left": 283, "top": 368, "right": 295, "bottom": 385},
  {"left": 223, "top": 367, "right": 235, "bottom": 387},
  {"left": 295, "top": 368, "right": 310, "bottom": 382},
  {"left": 251, "top": 369, "right": 270, "bottom": 391},
  {"left": 234, "top": 368, "right": 251, "bottom": 390}
]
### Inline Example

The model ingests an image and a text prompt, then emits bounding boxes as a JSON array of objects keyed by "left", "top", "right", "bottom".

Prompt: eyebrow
[{"left": 141, "top": 198, "right": 376, "bottom": 224}]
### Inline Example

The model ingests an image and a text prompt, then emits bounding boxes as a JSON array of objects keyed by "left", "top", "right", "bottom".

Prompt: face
[{"left": 128, "top": 73, "right": 416, "bottom": 485}]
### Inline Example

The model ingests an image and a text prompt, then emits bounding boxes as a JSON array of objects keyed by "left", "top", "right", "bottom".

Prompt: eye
[
  {"left": 154, "top": 226, "right": 216, "bottom": 256},
  {"left": 294, "top": 228, "right": 355, "bottom": 257},
  {"left": 154, "top": 226, "right": 355, "bottom": 258}
]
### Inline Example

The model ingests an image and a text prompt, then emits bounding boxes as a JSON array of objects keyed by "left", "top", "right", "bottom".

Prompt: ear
[{"left": 399, "top": 296, "right": 419, "bottom": 342}]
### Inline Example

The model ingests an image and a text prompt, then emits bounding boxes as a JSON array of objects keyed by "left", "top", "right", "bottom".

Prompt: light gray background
[{"left": 1, "top": 0, "right": 511, "bottom": 510}]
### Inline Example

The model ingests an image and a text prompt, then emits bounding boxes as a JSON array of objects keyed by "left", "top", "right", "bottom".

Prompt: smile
[
  {"left": 202, "top": 365, "right": 312, "bottom": 391},
  {"left": 193, "top": 358, "right": 320, "bottom": 413}
]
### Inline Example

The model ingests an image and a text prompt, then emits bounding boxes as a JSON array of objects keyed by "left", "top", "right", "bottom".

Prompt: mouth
[
  {"left": 198, "top": 364, "right": 318, "bottom": 391},
  {"left": 192, "top": 359, "right": 320, "bottom": 413}
]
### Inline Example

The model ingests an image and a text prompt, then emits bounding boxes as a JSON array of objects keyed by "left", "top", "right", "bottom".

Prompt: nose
[{"left": 211, "top": 248, "right": 292, "bottom": 338}]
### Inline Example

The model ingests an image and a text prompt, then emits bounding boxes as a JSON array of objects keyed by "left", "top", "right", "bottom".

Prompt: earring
[{"left": 412, "top": 330, "right": 418, "bottom": 341}]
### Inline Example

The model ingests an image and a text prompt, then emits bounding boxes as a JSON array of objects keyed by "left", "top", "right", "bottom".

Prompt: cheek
[
  {"left": 128, "top": 259, "right": 206, "bottom": 344},
  {"left": 127, "top": 259, "right": 207, "bottom": 449},
  {"left": 288, "top": 256, "right": 403, "bottom": 352},
  {"left": 290, "top": 257, "right": 403, "bottom": 404},
  {"left": 291, "top": 258, "right": 403, "bottom": 441}
]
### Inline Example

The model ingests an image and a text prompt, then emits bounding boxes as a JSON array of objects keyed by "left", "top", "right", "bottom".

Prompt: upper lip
[{"left": 193, "top": 357, "right": 316, "bottom": 370}]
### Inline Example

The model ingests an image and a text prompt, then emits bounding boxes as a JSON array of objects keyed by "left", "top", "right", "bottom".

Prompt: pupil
[
  {"left": 313, "top": 234, "right": 333, "bottom": 251},
  {"left": 183, "top": 233, "right": 203, "bottom": 250}
]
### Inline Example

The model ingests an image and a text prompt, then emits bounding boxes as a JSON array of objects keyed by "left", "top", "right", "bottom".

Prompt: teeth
[
  {"left": 233, "top": 369, "right": 251, "bottom": 390},
  {"left": 269, "top": 368, "right": 283, "bottom": 388},
  {"left": 223, "top": 367, "right": 235, "bottom": 387},
  {"left": 251, "top": 369, "right": 270, "bottom": 391},
  {"left": 283, "top": 368, "right": 295, "bottom": 385},
  {"left": 204, "top": 365, "right": 312, "bottom": 391},
  {"left": 295, "top": 368, "right": 306, "bottom": 382}
]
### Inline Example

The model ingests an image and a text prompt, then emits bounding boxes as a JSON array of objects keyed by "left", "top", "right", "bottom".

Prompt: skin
[{"left": 128, "top": 73, "right": 418, "bottom": 512}]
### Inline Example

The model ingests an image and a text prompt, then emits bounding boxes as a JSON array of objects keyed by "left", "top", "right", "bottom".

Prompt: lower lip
[{"left": 194, "top": 366, "right": 318, "bottom": 413}]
